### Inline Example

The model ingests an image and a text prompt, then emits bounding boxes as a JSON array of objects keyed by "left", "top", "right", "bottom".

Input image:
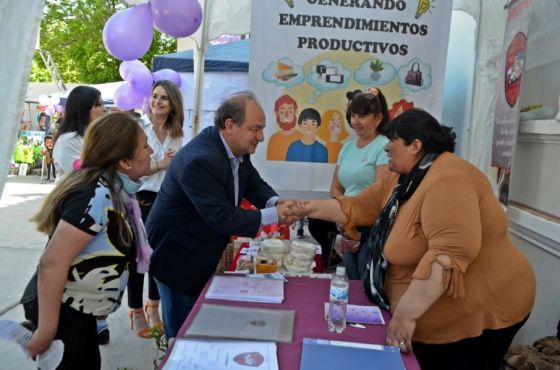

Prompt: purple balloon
[
  {"left": 127, "top": 68, "right": 154, "bottom": 94},
  {"left": 114, "top": 83, "right": 144, "bottom": 110},
  {"left": 103, "top": 4, "right": 154, "bottom": 61},
  {"left": 142, "top": 95, "right": 152, "bottom": 114},
  {"left": 119, "top": 60, "right": 148, "bottom": 80},
  {"left": 152, "top": 69, "right": 182, "bottom": 88},
  {"left": 45, "top": 106, "right": 56, "bottom": 116},
  {"left": 151, "top": 0, "right": 203, "bottom": 38}
]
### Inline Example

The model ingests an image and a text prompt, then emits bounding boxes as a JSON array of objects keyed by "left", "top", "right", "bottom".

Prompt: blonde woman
[{"left": 22, "top": 113, "right": 152, "bottom": 368}]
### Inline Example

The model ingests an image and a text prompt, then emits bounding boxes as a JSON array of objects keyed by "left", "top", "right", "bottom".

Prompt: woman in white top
[
  {"left": 308, "top": 88, "right": 390, "bottom": 279},
  {"left": 53, "top": 86, "right": 105, "bottom": 181},
  {"left": 128, "top": 80, "right": 184, "bottom": 338}
]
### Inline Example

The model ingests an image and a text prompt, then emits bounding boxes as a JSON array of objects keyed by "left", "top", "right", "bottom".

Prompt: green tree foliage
[
  {"left": 29, "top": 59, "right": 52, "bottom": 82},
  {"left": 31, "top": 0, "right": 176, "bottom": 84}
]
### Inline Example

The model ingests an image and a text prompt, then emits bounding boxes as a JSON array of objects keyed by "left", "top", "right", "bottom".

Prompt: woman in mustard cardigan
[{"left": 295, "top": 108, "right": 535, "bottom": 370}]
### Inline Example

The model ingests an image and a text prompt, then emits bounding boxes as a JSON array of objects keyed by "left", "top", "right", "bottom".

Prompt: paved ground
[{"left": 0, "top": 174, "right": 157, "bottom": 370}]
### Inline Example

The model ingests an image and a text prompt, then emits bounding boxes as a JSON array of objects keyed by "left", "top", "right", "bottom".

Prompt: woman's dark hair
[
  {"left": 345, "top": 89, "right": 362, "bottom": 125},
  {"left": 297, "top": 108, "right": 321, "bottom": 127},
  {"left": 56, "top": 86, "right": 102, "bottom": 139},
  {"left": 384, "top": 108, "right": 456, "bottom": 154},
  {"left": 347, "top": 89, "right": 390, "bottom": 133},
  {"left": 345, "top": 89, "right": 363, "bottom": 101}
]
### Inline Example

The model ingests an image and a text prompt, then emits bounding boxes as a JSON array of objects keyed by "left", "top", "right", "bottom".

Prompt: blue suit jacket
[{"left": 147, "top": 126, "right": 278, "bottom": 295}]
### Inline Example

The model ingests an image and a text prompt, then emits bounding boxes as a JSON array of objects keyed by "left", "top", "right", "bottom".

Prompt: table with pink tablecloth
[{"left": 166, "top": 275, "right": 421, "bottom": 370}]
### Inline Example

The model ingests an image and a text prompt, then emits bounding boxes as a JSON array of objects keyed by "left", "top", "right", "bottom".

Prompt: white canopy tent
[
  {"left": 183, "top": 0, "right": 559, "bottom": 168},
  {"left": 180, "top": 1, "right": 523, "bottom": 177},
  {"left": 186, "top": 0, "right": 251, "bottom": 138},
  {"left": 1, "top": 0, "right": 45, "bottom": 194},
  {"left": 0, "top": 0, "right": 533, "bottom": 193}
]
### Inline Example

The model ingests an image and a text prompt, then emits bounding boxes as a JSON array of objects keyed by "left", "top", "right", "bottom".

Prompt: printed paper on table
[{"left": 164, "top": 339, "right": 279, "bottom": 370}]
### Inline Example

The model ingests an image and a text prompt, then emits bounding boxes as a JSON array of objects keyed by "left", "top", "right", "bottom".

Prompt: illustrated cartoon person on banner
[
  {"left": 267, "top": 95, "right": 301, "bottom": 161},
  {"left": 316, "top": 109, "right": 349, "bottom": 164},
  {"left": 286, "top": 108, "right": 328, "bottom": 163}
]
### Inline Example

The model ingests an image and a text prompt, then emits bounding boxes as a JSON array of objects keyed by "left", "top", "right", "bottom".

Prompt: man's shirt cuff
[
  {"left": 260, "top": 207, "right": 279, "bottom": 226},
  {"left": 266, "top": 196, "right": 280, "bottom": 208}
]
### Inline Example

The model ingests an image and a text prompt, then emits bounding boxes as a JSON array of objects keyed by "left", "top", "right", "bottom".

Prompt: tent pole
[
  {"left": 464, "top": 0, "right": 483, "bottom": 163},
  {"left": 192, "top": 46, "right": 207, "bottom": 138},
  {"left": 191, "top": 0, "right": 210, "bottom": 139}
]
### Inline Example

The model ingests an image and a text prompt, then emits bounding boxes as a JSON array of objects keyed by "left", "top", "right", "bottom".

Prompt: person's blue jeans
[
  {"left": 343, "top": 241, "right": 370, "bottom": 280},
  {"left": 155, "top": 278, "right": 198, "bottom": 339}
]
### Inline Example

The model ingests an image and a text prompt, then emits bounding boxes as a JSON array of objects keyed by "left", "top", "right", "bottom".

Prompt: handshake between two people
[{"left": 275, "top": 199, "right": 309, "bottom": 224}]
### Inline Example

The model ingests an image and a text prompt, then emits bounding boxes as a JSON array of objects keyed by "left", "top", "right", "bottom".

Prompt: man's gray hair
[{"left": 214, "top": 91, "right": 259, "bottom": 129}]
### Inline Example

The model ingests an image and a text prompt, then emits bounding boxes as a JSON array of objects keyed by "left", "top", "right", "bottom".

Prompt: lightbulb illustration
[{"left": 415, "top": 0, "right": 430, "bottom": 19}]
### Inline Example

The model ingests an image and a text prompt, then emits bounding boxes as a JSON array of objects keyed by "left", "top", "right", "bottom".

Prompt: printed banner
[
  {"left": 19, "top": 130, "right": 45, "bottom": 146},
  {"left": 491, "top": 0, "right": 533, "bottom": 208},
  {"left": 249, "top": 0, "right": 453, "bottom": 192}
]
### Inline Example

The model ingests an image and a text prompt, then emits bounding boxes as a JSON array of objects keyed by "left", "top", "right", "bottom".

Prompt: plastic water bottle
[{"left": 328, "top": 265, "right": 349, "bottom": 333}]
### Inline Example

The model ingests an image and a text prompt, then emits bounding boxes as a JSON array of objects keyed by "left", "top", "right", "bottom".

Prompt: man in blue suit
[{"left": 147, "top": 92, "right": 296, "bottom": 338}]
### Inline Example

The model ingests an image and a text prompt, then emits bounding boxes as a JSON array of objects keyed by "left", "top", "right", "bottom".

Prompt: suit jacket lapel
[{"left": 210, "top": 126, "right": 236, "bottom": 205}]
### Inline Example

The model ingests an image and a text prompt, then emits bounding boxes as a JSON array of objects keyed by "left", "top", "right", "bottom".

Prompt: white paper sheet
[
  {"left": 164, "top": 339, "right": 278, "bottom": 370},
  {"left": 0, "top": 319, "right": 64, "bottom": 370}
]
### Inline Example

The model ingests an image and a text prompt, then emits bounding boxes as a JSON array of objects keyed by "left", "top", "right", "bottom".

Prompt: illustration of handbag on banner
[{"left": 404, "top": 62, "right": 423, "bottom": 86}]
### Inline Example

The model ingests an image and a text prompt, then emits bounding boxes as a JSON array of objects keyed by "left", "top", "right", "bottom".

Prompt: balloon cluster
[
  {"left": 115, "top": 60, "right": 182, "bottom": 110},
  {"left": 103, "top": 0, "right": 199, "bottom": 110},
  {"left": 103, "top": 0, "right": 202, "bottom": 61},
  {"left": 38, "top": 95, "right": 63, "bottom": 116}
]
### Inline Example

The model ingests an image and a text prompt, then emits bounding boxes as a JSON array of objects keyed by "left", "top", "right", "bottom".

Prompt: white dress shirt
[
  {"left": 138, "top": 114, "right": 183, "bottom": 192},
  {"left": 218, "top": 133, "right": 279, "bottom": 226}
]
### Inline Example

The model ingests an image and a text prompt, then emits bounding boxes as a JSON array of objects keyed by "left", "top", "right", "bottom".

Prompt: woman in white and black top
[
  {"left": 23, "top": 113, "right": 152, "bottom": 368},
  {"left": 128, "top": 80, "right": 184, "bottom": 338},
  {"left": 52, "top": 85, "right": 112, "bottom": 343}
]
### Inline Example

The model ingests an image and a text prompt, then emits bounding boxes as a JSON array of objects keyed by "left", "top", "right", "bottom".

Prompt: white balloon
[
  {"left": 38, "top": 95, "right": 50, "bottom": 106},
  {"left": 121, "top": 0, "right": 150, "bottom": 5},
  {"left": 49, "top": 96, "right": 61, "bottom": 106}
]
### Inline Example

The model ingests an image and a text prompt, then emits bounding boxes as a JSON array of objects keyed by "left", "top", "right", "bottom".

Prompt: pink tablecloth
[{"left": 169, "top": 276, "right": 421, "bottom": 370}]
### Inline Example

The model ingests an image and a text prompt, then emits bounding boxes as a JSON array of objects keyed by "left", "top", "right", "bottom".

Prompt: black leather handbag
[{"left": 404, "top": 62, "right": 423, "bottom": 86}]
